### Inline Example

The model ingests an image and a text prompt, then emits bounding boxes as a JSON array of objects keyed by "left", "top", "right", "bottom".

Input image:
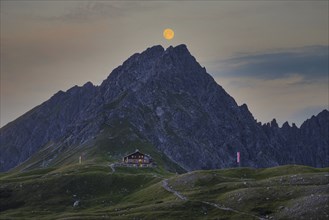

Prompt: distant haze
[{"left": 1, "top": 1, "right": 328, "bottom": 127}]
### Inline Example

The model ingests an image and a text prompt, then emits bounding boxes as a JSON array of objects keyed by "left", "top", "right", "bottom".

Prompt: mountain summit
[{"left": 1, "top": 45, "right": 328, "bottom": 172}]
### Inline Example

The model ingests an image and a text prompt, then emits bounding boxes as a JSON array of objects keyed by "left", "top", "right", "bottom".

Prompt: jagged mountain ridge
[{"left": 0, "top": 44, "right": 328, "bottom": 171}]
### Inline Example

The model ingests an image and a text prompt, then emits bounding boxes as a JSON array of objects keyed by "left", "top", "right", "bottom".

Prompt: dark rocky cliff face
[
  {"left": 0, "top": 44, "right": 328, "bottom": 171},
  {"left": 0, "top": 82, "right": 104, "bottom": 171},
  {"left": 262, "top": 110, "right": 329, "bottom": 168}
]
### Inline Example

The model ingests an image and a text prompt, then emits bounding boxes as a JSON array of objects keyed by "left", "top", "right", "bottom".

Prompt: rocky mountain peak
[
  {"left": 165, "top": 44, "right": 190, "bottom": 56},
  {"left": 0, "top": 45, "right": 328, "bottom": 172},
  {"left": 270, "top": 119, "right": 279, "bottom": 128},
  {"left": 317, "top": 109, "right": 329, "bottom": 118},
  {"left": 282, "top": 121, "right": 291, "bottom": 129},
  {"left": 115, "top": 44, "right": 193, "bottom": 74},
  {"left": 82, "top": 81, "right": 94, "bottom": 89},
  {"left": 100, "top": 44, "right": 208, "bottom": 102}
]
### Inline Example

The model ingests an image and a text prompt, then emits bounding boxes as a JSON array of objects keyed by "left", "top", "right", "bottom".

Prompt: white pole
[{"left": 79, "top": 156, "right": 82, "bottom": 164}]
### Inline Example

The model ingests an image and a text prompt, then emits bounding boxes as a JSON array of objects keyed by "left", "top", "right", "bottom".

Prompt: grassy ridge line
[
  {"left": 166, "top": 165, "right": 329, "bottom": 219},
  {"left": 0, "top": 163, "right": 169, "bottom": 219},
  {"left": 1, "top": 165, "right": 328, "bottom": 219}
]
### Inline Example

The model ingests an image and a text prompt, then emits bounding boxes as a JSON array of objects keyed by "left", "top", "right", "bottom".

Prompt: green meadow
[{"left": 1, "top": 164, "right": 328, "bottom": 219}]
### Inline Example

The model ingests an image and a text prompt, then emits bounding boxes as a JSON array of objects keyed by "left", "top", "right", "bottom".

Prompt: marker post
[{"left": 237, "top": 152, "right": 240, "bottom": 167}]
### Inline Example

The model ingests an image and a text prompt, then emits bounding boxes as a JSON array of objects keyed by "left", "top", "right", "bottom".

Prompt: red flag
[{"left": 237, "top": 152, "right": 240, "bottom": 163}]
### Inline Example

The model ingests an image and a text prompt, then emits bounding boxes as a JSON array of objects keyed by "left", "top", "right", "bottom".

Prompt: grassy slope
[
  {"left": 1, "top": 165, "right": 328, "bottom": 219},
  {"left": 2, "top": 122, "right": 328, "bottom": 219},
  {"left": 11, "top": 121, "right": 185, "bottom": 174},
  {"left": 168, "top": 165, "right": 329, "bottom": 219}
]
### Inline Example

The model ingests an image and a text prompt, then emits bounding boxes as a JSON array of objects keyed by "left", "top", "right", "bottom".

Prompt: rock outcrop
[{"left": 0, "top": 44, "right": 328, "bottom": 171}]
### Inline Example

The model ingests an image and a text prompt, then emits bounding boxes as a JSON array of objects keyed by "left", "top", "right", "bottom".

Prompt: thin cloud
[
  {"left": 38, "top": 2, "right": 164, "bottom": 23},
  {"left": 216, "top": 45, "right": 328, "bottom": 81},
  {"left": 51, "top": 2, "right": 123, "bottom": 22}
]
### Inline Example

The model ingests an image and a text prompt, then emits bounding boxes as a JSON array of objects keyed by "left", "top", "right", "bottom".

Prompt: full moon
[{"left": 163, "top": 28, "right": 174, "bottom": 40}]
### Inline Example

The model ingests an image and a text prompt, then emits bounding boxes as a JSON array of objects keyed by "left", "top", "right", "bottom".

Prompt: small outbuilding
[{"left": 122, "top": 149, "right": 153, "bottom": 166}]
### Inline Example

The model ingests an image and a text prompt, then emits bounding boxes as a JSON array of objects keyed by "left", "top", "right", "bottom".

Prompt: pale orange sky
[{"left": 1, "top": 1, "right": 328, "bottom": 127}]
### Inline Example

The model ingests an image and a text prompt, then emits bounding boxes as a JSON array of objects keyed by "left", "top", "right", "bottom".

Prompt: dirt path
[
  {"left": 161, "top": 179, "right": 265, "bottom": 220},
  {"left": 201, "top": 201, "right": 266, "bottom": 220},
  {"left": 161, "top": 179, "right": 187, "bottom": 201},
  {"left": 109, "top": 164, "right": 115, "bottom": 173}
]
